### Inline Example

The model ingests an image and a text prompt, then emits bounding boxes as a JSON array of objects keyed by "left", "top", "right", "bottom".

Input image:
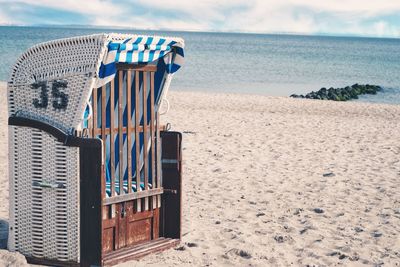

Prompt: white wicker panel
[
  {"left": 53, "top": 142, "right": 80, "bottom": 261},
  {"left": 7, "top": 127, "right": 16, "bottom": 251},
  {"left": 9, "top": 73, "right": 97, "bottom": 132},
  {"left": 7, "top": 34, "right": 108, "bottom": 131},
  {"left": 8, "top": 126, "right": 80, "bottom": 262},
  {"left": 31, "top": 130, "right": 44, "bottom": 258},
  {"left": 8, "top": 86, "right": 16, "bottom": 115},
  {"left": 8, "top": 126, "right": 33, "bottom": 255}
]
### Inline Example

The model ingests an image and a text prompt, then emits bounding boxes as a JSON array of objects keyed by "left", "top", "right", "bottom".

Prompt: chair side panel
[
  {"left": 7, "top": 34, "right": 108, "bottom": 132},
  {"left": 8, "top": 126, "right": 80, "bottom": 262}
]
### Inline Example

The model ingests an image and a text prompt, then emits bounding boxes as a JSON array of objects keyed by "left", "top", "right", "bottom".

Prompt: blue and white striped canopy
[{"left": 95, "top": 34, "right": 184, "bottom": 88}]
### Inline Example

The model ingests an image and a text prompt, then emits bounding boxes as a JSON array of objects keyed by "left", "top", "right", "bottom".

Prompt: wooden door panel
[
  {"left": 102, "top": 227, "right": 115, "bottom": 253},
  {"left": 127, "top": 219, "right": 152, "bottom": 245}
]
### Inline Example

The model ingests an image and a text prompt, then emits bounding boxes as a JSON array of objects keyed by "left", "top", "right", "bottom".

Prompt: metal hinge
[{"left": 164, "top": 189, "right": 178, "bottom": 194}]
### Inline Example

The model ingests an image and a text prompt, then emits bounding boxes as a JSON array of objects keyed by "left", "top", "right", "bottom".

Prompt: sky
[{"left": 0, "top": 0, "right": 400, "bottom": 38}]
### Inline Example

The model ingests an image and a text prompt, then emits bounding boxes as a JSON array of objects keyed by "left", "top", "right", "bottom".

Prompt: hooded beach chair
[{"left": 7, "top": 33, "right": 184, "bottom": 266}]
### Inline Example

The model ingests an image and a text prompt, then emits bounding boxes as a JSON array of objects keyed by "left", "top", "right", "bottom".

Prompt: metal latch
[
  {"left": 162, "top": 159, "right": 179, "bottom": 164},
  {"left": 164, "top": 189, "right": 178, "bottom": 195}
]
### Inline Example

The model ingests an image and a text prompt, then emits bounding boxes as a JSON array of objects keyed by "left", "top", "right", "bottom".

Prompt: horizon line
[{"left": 1, "top": 23, "right": 399, "bottom": 40}]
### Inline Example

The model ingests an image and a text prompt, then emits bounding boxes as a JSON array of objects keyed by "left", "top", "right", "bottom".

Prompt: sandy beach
[{"left": 0, "top": 81, "right": 399, "bottom": 266}]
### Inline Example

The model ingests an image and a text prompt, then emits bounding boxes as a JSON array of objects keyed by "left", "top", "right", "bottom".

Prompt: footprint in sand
[
  {"left": 225, "top": 248, "right": 252, "bottom": 259},
  {"left": 186, "top": 242, "right": 198, "bottom": 248}
]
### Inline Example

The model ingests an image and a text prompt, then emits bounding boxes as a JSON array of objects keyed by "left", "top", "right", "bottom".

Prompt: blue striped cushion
[{"left": 105, "top": 181, "right": 152, "bottom": 197}]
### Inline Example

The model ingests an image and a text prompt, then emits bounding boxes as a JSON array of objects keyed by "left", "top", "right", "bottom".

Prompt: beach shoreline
[{"left": 1, "top": 82, "right": 400, "bottom": 266}]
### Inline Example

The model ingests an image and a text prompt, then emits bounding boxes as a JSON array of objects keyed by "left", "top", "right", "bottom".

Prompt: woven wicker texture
[
  {"left": 8, "top": 126, "right": 80, "bottom": 262},
  {"left": 8, "top": 34, "right": 108, "bottom": 132}
]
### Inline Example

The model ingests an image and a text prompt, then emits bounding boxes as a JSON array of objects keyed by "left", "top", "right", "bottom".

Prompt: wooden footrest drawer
[{"left": 103, "top": 238, "right": 179, "bottom": 266}]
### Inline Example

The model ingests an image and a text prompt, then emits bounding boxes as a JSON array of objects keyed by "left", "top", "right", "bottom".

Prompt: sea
[{"left": 1, "top": 26, "right": 400, "bottom": 105}]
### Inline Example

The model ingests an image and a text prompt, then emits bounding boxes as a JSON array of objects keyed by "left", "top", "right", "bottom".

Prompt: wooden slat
[
  {"left": 102, "top": 217, "right": 117, "bottom": 229},
  {"left": 152, "top": 208, "right": 160, "bottom": 239},
  {"left": 115, "top": 203, "right": 120, "bottom": 249},
  {"left": 92, "top": 125, "right": 166, "bottom": 135},
  {"left": 127, "top": 210, "right": 153, "bottom": 222},
  {"left": 118, "top": 70, "right": 124, "bottom": 195},
  {"left": 105, "top": 237, "right": 167, "bottom": 259},
  {"left": 117, "top": 203, "right": 127, "bottom": 248},
  {"left": 103, "top": 238, "right": 180, "bottom": 266},
  {"left": 156, "top": 111, "right": 161, "bottom": 207},
  {"left": 117, "top": 64, "right": 157, "bottom": 72},
  {"left": 143, "top": 72, "right": 149, "bottom": 211},
  {"left": 101, "top": 86, "right": 107, "bottom": 152},
  {"left": 103, "top": 237, "right": 175, "bottom": 260},
  {"left": 152, "top": 195, "right": 156, "bottom": 210},
  {"left": 101, "top": 85, "right": 107, "bottom": 200},
  {"left": 150, "top": 72, "right": 157, "bottom": 209},
  {"left": 150, "top": 72, "right": 156, "bottom": 189},
  {"left": 102, "top": 195, "right": 109, "bottom": 220},
  {"left": 135, "top": 71, "right": 141, "bottom": 212},
  {"left": 156, "top": 112, "right": 161, "bottom": 188},
  {"left": 103, "top": 188, "right": 164, "bottom": 205},
  {"left": 102, "top": 205, "right": 110, "bottom": 220},
  {"left": 110, "top": 80, "right": 116, "bottom": 197},
  {"left": 92, "top": 87, "right": 98, "bottom": 138},
  {"left": 127, "top": 70, "right": 132, "bottom": 193}
]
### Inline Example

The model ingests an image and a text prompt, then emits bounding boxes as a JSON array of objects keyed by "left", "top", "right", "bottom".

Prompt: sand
[{"left": 0, "top": 81, "right": 400, "bottom": 266}]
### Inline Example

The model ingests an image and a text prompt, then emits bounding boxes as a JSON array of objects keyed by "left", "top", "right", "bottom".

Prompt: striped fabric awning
[{"left": 95, "top": 34, "right": 184, "bottom": 88}]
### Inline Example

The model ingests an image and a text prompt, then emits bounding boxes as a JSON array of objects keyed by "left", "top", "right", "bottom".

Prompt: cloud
[
  {"left": 289, "top": 0, "right": 400, "bottom": 17},
  {"left": 4, "top": 0, "right": 122, "bottom": 16},
  {"left": 0, "top": 4, "right": 23, "bottom": 25},
  {"left": 0, "top": 0, "right": 399, "bottom": 37}
]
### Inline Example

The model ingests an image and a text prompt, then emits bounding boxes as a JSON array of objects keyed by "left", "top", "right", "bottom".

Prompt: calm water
[{"left": 1, "top": 26, "right": 400, "bottom": 104}]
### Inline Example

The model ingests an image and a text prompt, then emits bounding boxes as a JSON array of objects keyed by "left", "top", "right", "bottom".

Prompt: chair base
[
  {"left": 25, "top": 238, "right": 179, "bottom": 267},
  {"left": 26, "top": 256, "right": 79, "bottom": 267},
  {"left": 103, "top": 237, "right": 180, "bottom": 266}
]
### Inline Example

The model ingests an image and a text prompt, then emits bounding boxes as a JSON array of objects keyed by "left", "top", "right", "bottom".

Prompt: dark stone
[
  {"left": 323, "top": 172, "right": 335, "bottom": 177},
  {"left": 290, "top": 84, "right": 383, "bottom": 101},
  {"left": 328, "top": 251, "right": 347, "bottom": 260},
  {"left": 300, "top": 228, "right": 308, "bottom": 234},
  {"left": 314, "top": 208, "right": 324, "bottom": 214},
  {"left": 372, "top": 231, "right": 383, "bottom": 238},
  {"left": 274, "top": 235, "right": 285, "bottom": 243},
  {"left": 175, "top": 246, "right": 186, "bottom": 251},
  {"left": 349, "top": 254, "right": 360, "bottom": 261},
  {"left": 186, "top": 242, "right": 198, "bottom": 247},
  {"left": 354, "top": 226, "right": 364, "bottom": 233},
  {"left": 237, "top": 250, "right": 252, "bottom": 259},
  {"left": 328, "top": 251, "right": 339, "bottom": 256}
]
